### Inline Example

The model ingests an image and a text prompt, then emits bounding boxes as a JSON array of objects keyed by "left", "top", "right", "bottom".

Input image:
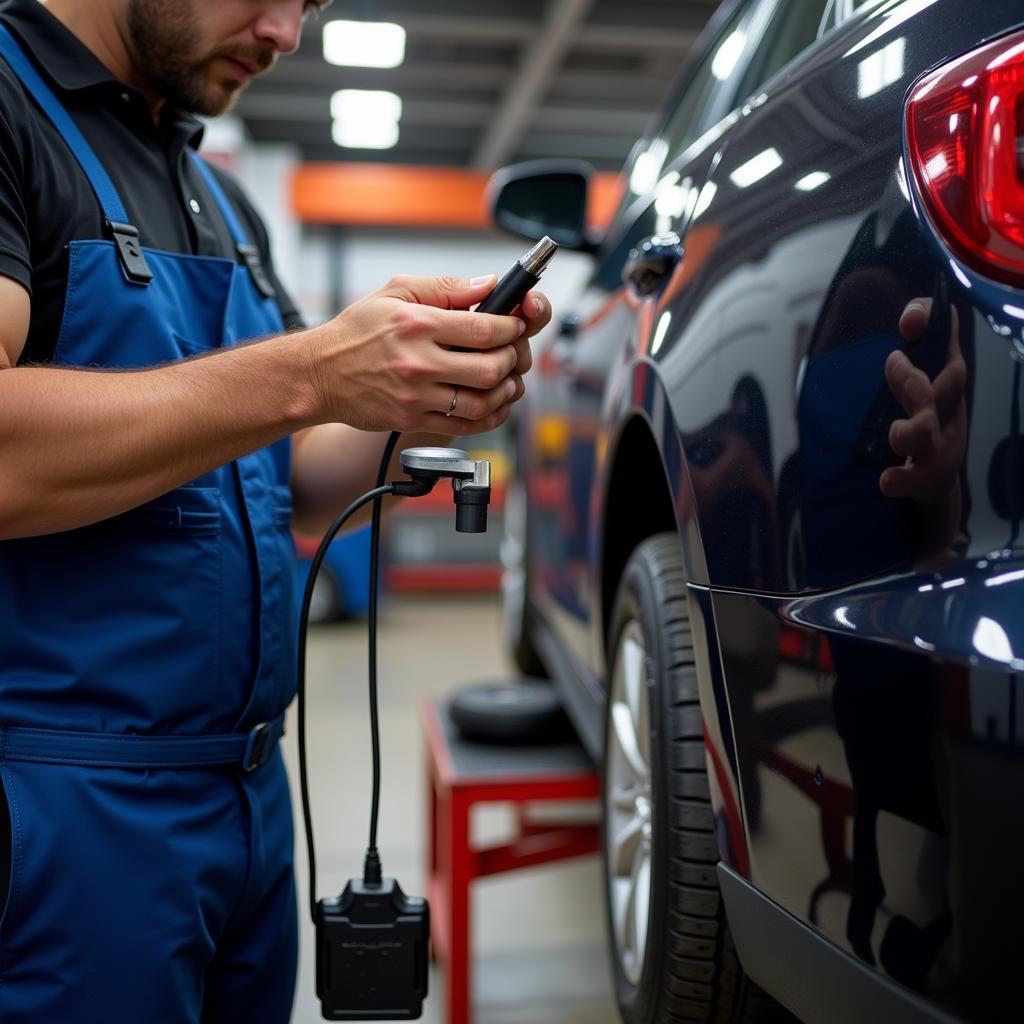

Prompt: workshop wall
[{"left": 220, "top": 138, "right": 594, "bottom": 329}]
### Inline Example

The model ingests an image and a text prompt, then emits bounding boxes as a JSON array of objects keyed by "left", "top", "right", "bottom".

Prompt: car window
[
  {"left": 658, "top": 0, "right": 752, "bottom": 167},
  {"left": 732, "top": 0, "right": 831, "bottom": 101},
  {"left": 593, "top": 0, "right": 754, "bottom": 290}
]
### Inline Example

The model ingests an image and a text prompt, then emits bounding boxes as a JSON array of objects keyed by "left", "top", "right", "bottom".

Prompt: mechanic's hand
[
  {"left": 311, "top": 274, "right": 545, "bottom": 434},
  {"left": 506, "top": 290, "right": 549, "bottom": 389},
  {"left": 879, "top": 297, "right": 967, "bottom": 505}
]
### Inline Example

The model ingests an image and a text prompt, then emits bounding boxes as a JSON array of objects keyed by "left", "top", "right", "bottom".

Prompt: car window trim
[
  {"left": 819, "top": 0, "right": 890, "bottom": 37},
  {"left": 591, "top": 0, "right": 767, "bottom": 270}
]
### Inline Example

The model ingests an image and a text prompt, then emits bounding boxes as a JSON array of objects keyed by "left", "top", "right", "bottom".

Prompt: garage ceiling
[{"left": 236, "top": 0, "right": 722, "bottom": 171}]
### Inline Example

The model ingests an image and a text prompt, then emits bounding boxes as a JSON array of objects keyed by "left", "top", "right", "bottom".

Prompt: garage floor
[{"left": 283, "top": 594, "right": 621, "bottom": 1024}]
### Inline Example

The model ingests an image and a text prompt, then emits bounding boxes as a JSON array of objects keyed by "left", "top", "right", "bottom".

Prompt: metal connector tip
[{"left": 519, "top": 236, "right": 559, "bottom": 276}]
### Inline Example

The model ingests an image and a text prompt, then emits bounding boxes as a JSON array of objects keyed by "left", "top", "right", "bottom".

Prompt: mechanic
[{"left": 0, "top": 1, "right": 550, "bottom": 1021}]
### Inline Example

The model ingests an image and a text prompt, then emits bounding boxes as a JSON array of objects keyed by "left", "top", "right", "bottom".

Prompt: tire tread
[{"left": 607, "top": 534, "right": 793, "bottom": 1024}]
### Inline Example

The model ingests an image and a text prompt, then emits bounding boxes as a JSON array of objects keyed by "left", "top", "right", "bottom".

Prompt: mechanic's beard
[{"left": 125, "top": 0, "right": 272, "bottom": 116}]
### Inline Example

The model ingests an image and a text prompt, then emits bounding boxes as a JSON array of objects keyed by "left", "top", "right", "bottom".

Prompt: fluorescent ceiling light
[
  {"left": 323, "top": 20, "right": 406, "bottom": 68},
  {"left": 331, "top": 89, "right": 402, "bottom": 150},
  {"left": 795, "top": 171, "right": 831, "bottom": 191},
  {"left": 332, "top": 118, "right": 399, "bottom": 150},
  {"left": 729, "top": 147, "right": 783, "bottom": 188},
  {"left": 857, "top": 36, "right": 906, "bottom": 98},
  {"left": 331, "top": 89, "right": 402, "bottom": 123},
  {"left": 712, "top": 31, "right": 746, "bottom": 80}
]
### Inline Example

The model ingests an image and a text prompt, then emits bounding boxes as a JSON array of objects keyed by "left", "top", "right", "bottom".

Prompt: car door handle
[{"left": 623, "top": 232, "right": 684, "bottom": 296}]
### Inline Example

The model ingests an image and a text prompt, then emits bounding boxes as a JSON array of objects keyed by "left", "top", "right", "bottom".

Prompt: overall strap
[
  {"left": 0, "top": 23, "right": 151, "bottom": 284},
  {"left": 189, "top": 150, "right": 276, "bottom": 298}
]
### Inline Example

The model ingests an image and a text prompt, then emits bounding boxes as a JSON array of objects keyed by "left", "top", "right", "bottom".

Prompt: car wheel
[
  {"left": 604, "top": 533, "right": 787, "bottom": 1023},
  {"left": 500, "top": 475, "right": 548, "bottom": 677},
  {"left": 307, "top": 566, "right": 341, "bottom": 624}
]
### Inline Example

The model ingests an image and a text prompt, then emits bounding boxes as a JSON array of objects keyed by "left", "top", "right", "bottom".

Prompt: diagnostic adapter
[
  {"left": 400, "top": 447, "right": 491, "bottom": 533},
  {"left": 316, "top": 878, "right": 429, "bottom": 1020}
]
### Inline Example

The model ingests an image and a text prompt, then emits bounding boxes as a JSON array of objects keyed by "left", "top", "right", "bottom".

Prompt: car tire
[
  {"left": 449, "top": 681, "right": 570, "bottom": 744},
  {"left": 604, "top": 533, "right": 788, "bottom": 1024},
  {"left": 500, "top": 475, "right": 548, "bottom": 678}
]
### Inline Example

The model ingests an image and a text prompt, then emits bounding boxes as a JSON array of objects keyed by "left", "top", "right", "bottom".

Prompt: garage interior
[
  {"left": 8, "top": 0, "right": 1021, "bottom": 1020},
  {"left": 219, "top": 3, "right": 719, "bottom": 1022}
]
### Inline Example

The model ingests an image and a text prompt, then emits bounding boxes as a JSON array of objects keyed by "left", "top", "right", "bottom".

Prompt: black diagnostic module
[{"left": 316, "top": 879, "right": 429, "bottom": 1020}]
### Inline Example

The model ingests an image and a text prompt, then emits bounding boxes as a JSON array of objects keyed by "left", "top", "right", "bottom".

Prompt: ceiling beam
[
  {"left": 517, "top": 130, "right": 639, "bottom": 160},
  {"left": 577, "top": 25, "right": 698, "bottom": 51},
  {"left": 551, "top": 68, "right": 681, "bottom": 101},
  {"left": 256, "top": 55, "right": 511, "bottom": 90},
  {"left": 471, "top": 0, "right": 595, "bottom": 171},
  {"left": 388, "top": 13, "right": 694, "bottom": 51}
]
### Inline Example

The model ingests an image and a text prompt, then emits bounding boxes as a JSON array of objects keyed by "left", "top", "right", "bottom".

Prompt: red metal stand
[{"left": 421, "top": 699, "right": 601, "bottom": 1024}]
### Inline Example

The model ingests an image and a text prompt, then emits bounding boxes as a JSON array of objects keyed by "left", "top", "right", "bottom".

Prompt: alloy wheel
[{"left": 606, "top": 619, "right": 653, "bottom": 986}]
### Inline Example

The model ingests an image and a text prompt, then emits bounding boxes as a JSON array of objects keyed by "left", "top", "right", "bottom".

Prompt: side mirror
[{"left": 486, "top": 159, "right": 600, "bottom": 253}]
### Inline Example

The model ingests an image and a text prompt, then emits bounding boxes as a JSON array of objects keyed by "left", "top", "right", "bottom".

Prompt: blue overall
[{"left": 0, "top": 27, "right": 299, "bottom": 1023}]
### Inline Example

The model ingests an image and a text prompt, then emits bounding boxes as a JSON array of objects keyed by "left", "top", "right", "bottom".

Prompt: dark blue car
[{"left": 491, "top": 1, "right": 1024, "bottom": 1021}]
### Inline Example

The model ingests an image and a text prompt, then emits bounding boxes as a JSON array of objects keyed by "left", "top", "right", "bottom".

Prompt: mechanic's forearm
[{"left": 0, "top": 330, "right": 318, "bottom": 538}]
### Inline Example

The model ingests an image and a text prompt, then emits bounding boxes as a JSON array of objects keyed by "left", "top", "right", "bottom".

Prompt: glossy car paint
[{"left": 517, "top": 0, "right": 1024, "bottom": 1018}]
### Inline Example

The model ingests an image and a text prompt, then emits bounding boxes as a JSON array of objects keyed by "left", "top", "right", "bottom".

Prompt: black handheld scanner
[{"left": 475, "top": 236, "right": 559, "bottom": 315}]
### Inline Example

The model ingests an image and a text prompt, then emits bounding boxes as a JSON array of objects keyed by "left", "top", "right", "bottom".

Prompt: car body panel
[{"left": 511, "top": 0, "right": 1024, "bottom": 1018}]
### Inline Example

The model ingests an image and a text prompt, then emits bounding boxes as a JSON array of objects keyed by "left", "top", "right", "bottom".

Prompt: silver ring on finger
[{"left": 446, "top": 387, "right": 459, "bottom": 417}]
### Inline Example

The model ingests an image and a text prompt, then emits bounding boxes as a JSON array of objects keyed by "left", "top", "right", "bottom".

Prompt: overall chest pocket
[
  {"left": 120, "top": 485, "right": 223, "bottom": 535},
  {"left": 94, "top": 486, "right": 226, "bottom": 679}
]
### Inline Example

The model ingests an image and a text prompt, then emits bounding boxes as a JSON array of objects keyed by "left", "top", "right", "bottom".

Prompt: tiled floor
[{"left": 282, "top": 594, "right": 621, "bottom": 1024}]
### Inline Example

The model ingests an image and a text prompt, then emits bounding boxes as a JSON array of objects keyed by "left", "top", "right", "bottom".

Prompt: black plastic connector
[
  {"left": 454, "top": 482, "right": 491, "bottom": 533},
  {"left": 391, "top": 478, "right": 437, "bottom": 498}
]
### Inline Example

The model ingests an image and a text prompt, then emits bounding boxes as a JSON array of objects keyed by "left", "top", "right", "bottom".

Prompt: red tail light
[{"left": 906, "top": 30, "right": 1024, "bottom": 287}]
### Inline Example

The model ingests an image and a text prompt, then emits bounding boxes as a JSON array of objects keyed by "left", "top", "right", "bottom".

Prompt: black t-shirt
[{"left": 0, "top": 0, "right": 303, "bottom": 366}]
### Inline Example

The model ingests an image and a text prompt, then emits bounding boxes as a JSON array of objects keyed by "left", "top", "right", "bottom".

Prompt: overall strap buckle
[
  {"left": 107, "top": 220, "right": 153, "bottom": 285},
  {"left": 236, "top": 243, "right": 276, "bottom": 299},
  {"left": 242, "top": 720, "right": 279, "bottom": 772}
]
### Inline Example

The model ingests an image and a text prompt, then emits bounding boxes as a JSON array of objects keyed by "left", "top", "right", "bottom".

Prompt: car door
[{"left": 532, "top": 0, "right": 766, "bottom": 680}]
